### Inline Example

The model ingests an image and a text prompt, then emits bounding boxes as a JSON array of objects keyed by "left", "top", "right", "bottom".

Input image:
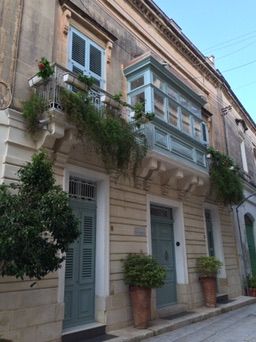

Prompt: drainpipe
[{"left": 221, "top": 105, "right": 232, "bottom": 154}]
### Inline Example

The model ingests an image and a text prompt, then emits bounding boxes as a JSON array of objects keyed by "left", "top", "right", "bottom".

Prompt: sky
[{"left": 154, "top": 0, "right": 256, "bottom": 122}]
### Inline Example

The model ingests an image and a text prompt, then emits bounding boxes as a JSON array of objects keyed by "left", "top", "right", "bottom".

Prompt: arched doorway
[{"left": 245, "top": 214, "right": 256, "bottom": 276}]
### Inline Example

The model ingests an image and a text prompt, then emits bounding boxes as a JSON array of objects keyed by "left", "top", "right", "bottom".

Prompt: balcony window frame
[
  {"left": 127, "top": 65, "right": 208, "bottom": 145},
  {"left": 68, "top": 26, "right": 106, "bottom": 89}
]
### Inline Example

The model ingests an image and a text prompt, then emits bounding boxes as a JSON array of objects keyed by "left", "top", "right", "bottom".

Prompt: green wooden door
[
  {"left": 245, "top": 215, "right": 256, "bottom": 276},
  {"left": 151, "top": 206, "right": 176, "bottom": 307},
  {"left": 64, "top": 199, "right": 96, "bottom": 329},
  {"left": 205, "top": 209, "right": 215, "bottom": 257}
]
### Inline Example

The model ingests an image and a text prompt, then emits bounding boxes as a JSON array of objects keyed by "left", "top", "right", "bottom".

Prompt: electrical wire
[
  {"left": 217, "top": 40, "right": 256, "bottom": 60},
  {"left": 203, "top": 30, "right": 256, "bottom": 52},
  {"left": 222, "top": 58, "right": 256, "bottom": 73}
]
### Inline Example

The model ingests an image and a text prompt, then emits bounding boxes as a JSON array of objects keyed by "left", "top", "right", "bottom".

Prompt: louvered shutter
[
  {"left": 64, "top": 207, "right": 81, "bottom": 326},
  {"left": 80, "top": 210, "right": 96, "bottom": 283},
  {"left": 72, "top": 32, "right": 86, "bottom": 67},
  {"left": 69, "top": 27, "right": 104, "bottom": 88},
  {"left": 77, "top": 207, "right": 96, "bottom": 322}
]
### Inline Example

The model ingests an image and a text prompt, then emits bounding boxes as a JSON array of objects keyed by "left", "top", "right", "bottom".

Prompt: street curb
[{"left": 109, "top": 296, "right": 256, "bottom": 342}]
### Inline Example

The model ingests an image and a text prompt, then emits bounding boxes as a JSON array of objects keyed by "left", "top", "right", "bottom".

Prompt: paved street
[{"left": 145, "top": 304, "right": 256, "bottom": 342}]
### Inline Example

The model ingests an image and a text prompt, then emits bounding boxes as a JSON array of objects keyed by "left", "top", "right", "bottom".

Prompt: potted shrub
[
  {"left": 123, "top": 254, "right": 166, "bottom": 329},
  {"left": 247, "top": 275, "right": 256, "bottom": 297},
  {"left": 197, "top": 256, "right": 222, "bottom": 308}
]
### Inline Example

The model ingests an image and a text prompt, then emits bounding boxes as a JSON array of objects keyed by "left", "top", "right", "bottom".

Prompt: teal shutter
[
  {"left": 69, "top": 27, "right": 105, "bottom": 87},
  {"left": 64, "top": 200, "right": 96, "bottom": 329},
  {"left": 245, "top": 215, "right": 256, "bottom": 276},
  {"left": 151, "top": 206, "right": 176, "bottom": 307},
  {"left": 77, "top": 209, "right": 96, "bottom": 322},
  {"left": 205, "top": 209, "right": 215, "bottom": 257}
]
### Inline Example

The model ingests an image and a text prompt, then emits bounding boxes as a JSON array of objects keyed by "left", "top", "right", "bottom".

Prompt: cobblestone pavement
[{"left": 145, "top": 304, "right": 256, "bottom": 342}]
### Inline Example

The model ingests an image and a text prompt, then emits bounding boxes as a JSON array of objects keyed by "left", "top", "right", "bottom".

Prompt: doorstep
[{"left": 107, "top": 296, "right": 256, "bottom": 342}]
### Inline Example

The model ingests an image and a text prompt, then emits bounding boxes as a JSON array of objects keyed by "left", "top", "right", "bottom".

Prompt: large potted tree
[
  {"left": 123, "top": 254, "right": 166, "bottom": 329},
  {"left": 197, "top": 256, "right": 222, "bottom": 308}
]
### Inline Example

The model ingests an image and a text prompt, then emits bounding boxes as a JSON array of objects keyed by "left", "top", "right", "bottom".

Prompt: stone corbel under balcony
[{"left": 137, "top": 154, "right": 208, "bottom": 194}]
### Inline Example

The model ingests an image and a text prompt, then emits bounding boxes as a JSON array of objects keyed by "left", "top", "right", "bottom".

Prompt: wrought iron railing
[{"left": 28, "top": 63, "right": 128, "bottom": 116}]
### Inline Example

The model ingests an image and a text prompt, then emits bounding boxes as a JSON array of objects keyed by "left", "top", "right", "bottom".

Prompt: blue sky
[{"left": 154, "top": 0, "right": 256, "bottom": 122}]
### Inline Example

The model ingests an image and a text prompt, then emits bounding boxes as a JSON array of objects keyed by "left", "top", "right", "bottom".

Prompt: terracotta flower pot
[
  {"left": 200, "top": 276, "right": 217, "bottom": 307},
  {"left": 248, "top": 288, "right": 256, "bottom": 297},
  {"left": 129, "top": 286, "right": 151, "bottom": 328}
]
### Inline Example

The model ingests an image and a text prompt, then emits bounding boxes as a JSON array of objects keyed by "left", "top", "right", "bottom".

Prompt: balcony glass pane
[
  {"left": 153, "top": 74, "right": 165, "bottom": 91},
  {"left": 181, "top": 109, "right": 191, "bottom": 134},
  {"left": 131, "top": 91, "right": 145, "bottom": 110},
  {"left": 154, "top": 90, "right": 165, "bottom": 118},
  {"left": 130, "top": 76, "right": 144, "bottom": 90},
  {"left": 193, "top": 118, "right": 201, "bottom": 140},
  {"left": 167, "top": 85, "right": 178, "bottom": 101},
  {"left": 168, "top": 100, "right": 179, "bottom": 127}
]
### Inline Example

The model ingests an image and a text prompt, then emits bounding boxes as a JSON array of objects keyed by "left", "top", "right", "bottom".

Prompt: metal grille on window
[
  {"left": 69, "top": 176, "right": 96, "bottom": 201},
  {"left": 151, "top": 205, "right": 172, "bottom": 219}
]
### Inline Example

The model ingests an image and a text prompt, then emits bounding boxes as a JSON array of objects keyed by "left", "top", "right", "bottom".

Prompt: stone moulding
[{"left": 125, "top": 0, "right": 220, "bottom": 87}]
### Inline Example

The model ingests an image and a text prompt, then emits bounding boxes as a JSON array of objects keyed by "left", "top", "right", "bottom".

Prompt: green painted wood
[
  {"left": 245, "top": 216, "right": 256, "bottom": 276},
  {"left": 64, "top": 199, "right": 96, "bottom": 329},
  {"left": 205, "top": 209, "right": 215, "bottom": 257},
  {"left": 151, "top": 206, "right": 176, "bottom": 307}
]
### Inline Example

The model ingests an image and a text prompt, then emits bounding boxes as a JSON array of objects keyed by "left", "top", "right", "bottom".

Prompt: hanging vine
[
  {"left": 23, "top": 71, "right": 154, "bottom": 176},
  {"left": 207, "top": 147, "right": 244, "bottom": 205}
]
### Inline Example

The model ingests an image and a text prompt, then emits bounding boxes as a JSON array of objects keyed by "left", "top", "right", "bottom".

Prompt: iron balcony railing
[{"left": 28, "top": 63, "right": 128, "bottom": 116}]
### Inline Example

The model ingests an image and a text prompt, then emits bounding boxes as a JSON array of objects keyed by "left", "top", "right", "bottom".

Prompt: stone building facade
[{"left": 0, "top": 0, "right": 255, "bottom": 341}]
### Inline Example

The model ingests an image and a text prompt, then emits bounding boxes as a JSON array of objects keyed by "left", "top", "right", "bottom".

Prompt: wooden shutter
[{"left": 69, "top": 27, "right": 105, "bottom": 87}]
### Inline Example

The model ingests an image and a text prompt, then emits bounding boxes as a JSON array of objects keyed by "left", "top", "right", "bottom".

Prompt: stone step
[
  {"left": 62, "top": 323, "right": 107, "bottom": 342},
  {"left": 158, "top": 303, "right": 188, "bottom": 319},
  {"left": 217, "top": 293, "right": 229, "bottom": 304}
]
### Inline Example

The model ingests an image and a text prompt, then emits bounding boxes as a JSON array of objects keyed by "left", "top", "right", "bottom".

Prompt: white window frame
[
  {"left": 203, "top": 204, "right": 226, "bottom": 279},
  {"left": 127, "top": 70, "right": 208, "bottom": 144},
  {"left": 68, "top": 26, "right": 106, "bottom": 88},
  {"left": 240, "top": 140, "right": 248, "bottom": 173}
]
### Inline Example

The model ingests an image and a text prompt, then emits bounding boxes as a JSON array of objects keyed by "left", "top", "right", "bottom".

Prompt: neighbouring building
[{"left": 0, "top": 0, "right": 256, "bottom": 341}]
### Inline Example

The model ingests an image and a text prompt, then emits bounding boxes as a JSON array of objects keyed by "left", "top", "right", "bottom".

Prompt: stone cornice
[
  {"left": 125, "top": 0, "right": 256, "bottom": 131},
  {"left": 125, "top": 0, "right": 221, "bottom": 87}
]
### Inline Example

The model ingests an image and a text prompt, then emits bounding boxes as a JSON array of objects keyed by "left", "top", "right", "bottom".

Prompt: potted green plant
[
  {"left": 247, "top": 275, "right": 256, "bottom": 297},
  {"left": 197, "top": 256, "right": 222, "bottom": 307},
  {"left": 123, "top": 254, "right": 166, "bottom": 329}
]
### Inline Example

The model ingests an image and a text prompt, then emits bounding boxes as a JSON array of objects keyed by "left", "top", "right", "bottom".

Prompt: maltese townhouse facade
[{"left": 1, "top": 0, "right": 256, "bottom": 341}]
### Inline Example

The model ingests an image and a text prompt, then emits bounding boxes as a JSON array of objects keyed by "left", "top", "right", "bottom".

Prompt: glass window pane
[
  {"left": 167, "top": 85, "right": 178, "bottom": 101},
  {"left": 131, "top": 92, "right": 145, "bottom": 111},
  {"left": 154, "top": 90, "right": 165, "bottom": 118},
  {"left": 130, "top": 76, "right": 144, "bottom": 90},
  {"left": 180, "top": 95, "right": 188, "bottom": 108},
  {"left": 193, "top": 118, "right": 201, "bottom": 140},
  {"left": 201, "top": 122, "right": 208, "bottom": 142},
  {"left": 190, "top": 103, "right": 201, "bottom": 117},
  {"left": 181, "top": 109, "right": 191, "bottom": 134},
  {"left": 153, "top": 74, "right": 165, "bottom": 91},
  {"left": 168, "top": 100, "right": 179, "bottom": 127}
]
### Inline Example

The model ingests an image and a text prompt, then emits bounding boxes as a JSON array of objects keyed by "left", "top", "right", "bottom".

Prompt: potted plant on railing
[
  {"left": 28, "top": 57, "right": 54, "bottom": 87},
  {"left": 247, "top": 275, "right": 256, "bottom": 297},
  {"left": 123, "top": 254, "right": 166, "bottom": 329},
  {"left": 197, "top": 256, "right": 222, "bottom": 307}
]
